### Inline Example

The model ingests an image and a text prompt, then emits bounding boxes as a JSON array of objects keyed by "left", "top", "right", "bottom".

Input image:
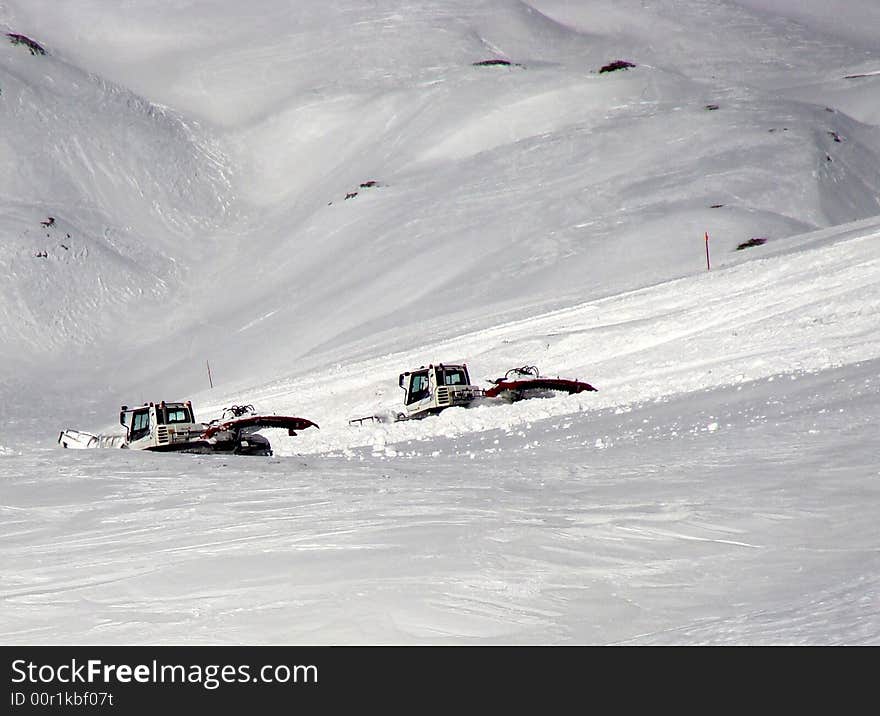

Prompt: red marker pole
[{"left": 705, "top": 231, "right": 711, "bottom": 271}]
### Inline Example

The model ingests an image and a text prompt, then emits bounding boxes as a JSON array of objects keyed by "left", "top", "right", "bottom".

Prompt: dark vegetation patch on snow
[
  {"left": 472, "top": 59, "right": 523, "bottom": 68},
  {"left": 599, "top": 60, "right": 635, "bottom": 73},
  {"left": 6, "top": 33, "right": 47, "bottom": 56},
  {"left": 29, "top": 216, "right": 73, "bottom": 259},
  {"left": 331, "top": 180, "right": 382, "bottom": 204},
  {"left": 736, "top": 237, "right": 768, "bottom": 251}
]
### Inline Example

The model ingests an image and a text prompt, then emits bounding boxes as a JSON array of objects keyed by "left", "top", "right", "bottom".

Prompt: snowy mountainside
[
  {"left": 3, "top": 0, "right": 612, "bottom": 126},
  {"left": 0, "top": 30, "right": 233, "bottom": 377},
  {"left": 3, "top": 0, "right": 880, "bottom": 403},
  {"left": 1, "top": 1, "right": 880, "bottom": 645}
]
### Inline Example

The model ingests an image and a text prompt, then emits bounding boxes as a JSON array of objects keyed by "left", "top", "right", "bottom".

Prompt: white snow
[{"left": 1, "top": 0, "right": 879, "bottom": 645}]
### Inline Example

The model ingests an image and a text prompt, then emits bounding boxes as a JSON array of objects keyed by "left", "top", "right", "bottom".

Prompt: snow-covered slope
[
  {"left": 1, "top": 0, "right": 879, "bottom": 645},
  {"left": 0, "top": 29, "right": 232, "bottom": 377},
  {"left": 4, "top": 0, "right": 880, "bottom": 399}
]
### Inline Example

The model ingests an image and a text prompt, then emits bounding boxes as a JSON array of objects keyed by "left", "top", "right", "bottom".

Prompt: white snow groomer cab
[
  {"left": 398, "top": 363, "right": 482, "bottom": 420},
  {"left": 119, "top": 401, "right": 204, "bottom": 451}
]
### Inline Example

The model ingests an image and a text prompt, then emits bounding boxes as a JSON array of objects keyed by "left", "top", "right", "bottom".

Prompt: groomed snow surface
[{"left": 1, "top": 0, "right": 879, "bottom": 644}]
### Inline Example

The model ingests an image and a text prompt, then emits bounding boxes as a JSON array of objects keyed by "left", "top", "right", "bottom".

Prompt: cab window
[
  {"left": 130, "top": 410, "right": 150, "bottom": 441},
  {"left": 165, "top": 408, "right": 190, "bottom": 423},
  {"left": 407, "top": 371, "right": 430, "bottom": 404},
  {"left": 439, "top": 367, "right": 467, "bottom": 386}
]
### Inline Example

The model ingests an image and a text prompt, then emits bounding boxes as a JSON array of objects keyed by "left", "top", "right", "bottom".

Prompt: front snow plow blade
[
  {"left": 348, "top": 412, "right": 403, "bottom": 426},
  {"left": 58, "top": 429, "right": 126, "bottom": 449}
]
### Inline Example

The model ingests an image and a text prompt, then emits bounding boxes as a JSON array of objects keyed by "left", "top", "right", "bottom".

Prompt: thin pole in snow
[
  {"left": 207, "top": 360, "right": 214, "bottom": 389},
  {"left": 705, "top": 231, "right": 711, "bottom": 271}
]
